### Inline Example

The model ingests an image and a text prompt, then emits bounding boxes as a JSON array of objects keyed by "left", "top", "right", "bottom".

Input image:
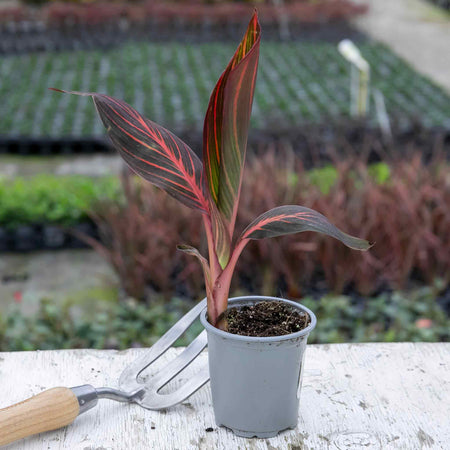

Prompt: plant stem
[
  {"left": 202, "top": 215, "right": 221, "bottom": 279},
  {"left": 202, "top": 214, "right": 222, "bottom": 321},
  {"left": 210, "top": 238, "right": 249, "bottom": 326}
]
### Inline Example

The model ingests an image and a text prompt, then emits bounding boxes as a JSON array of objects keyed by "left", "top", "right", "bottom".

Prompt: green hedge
[
  {"left": 1, "top": 286, "right": 447, "bottom": 351},
  {"left": 0, "top": 164, "right": 390, "bottom": 230},
  {"left": 0, "top": 175, "right": 120, "bottom": 230}
]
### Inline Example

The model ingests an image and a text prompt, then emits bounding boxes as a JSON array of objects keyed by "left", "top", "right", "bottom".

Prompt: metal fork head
[{"left": 118, "top": 298, "right": 210, "bottom": 410}]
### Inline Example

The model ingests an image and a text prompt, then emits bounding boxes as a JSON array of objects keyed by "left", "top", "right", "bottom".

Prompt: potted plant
[{"left": 51, "top": 11, "right": 371, "bottom": 438}]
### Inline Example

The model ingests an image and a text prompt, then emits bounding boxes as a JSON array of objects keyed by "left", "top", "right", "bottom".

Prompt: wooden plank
[{"left": 0, "top": 343, "right": 449, "bottom": 449}]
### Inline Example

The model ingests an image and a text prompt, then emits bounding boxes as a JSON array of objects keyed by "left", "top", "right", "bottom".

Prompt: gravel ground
[
  {"left": 0, "top": 249, "right": 117, "bottom": 315},
  {"left": 351, "top": 0, "right": 450, "bottom": 93},
  {"left": 0, "top": 154, "right": 123, "bottom": 178}
]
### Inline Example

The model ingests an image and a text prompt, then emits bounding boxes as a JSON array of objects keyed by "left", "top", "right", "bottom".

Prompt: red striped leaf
[
  {"left": 203, "top": 11, "right": 260, "bottom": 232},
  {"left": 240, "top": 205, "right": 372, "bottom": 250},
  {"left": 50, "top": 89, "right": 209, "bottom": 213}
]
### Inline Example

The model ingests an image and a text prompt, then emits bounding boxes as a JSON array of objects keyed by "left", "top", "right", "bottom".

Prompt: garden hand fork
[{"left": 0, "top": 299, "right": 209, "bottom": 446}]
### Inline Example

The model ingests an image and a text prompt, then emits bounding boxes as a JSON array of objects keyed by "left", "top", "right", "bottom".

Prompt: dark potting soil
[{"left": 223, "top": 301, "right": 310, "bottom": 337}]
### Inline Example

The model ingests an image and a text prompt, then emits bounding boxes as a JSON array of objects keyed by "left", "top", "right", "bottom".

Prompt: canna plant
[{"left": 51, "top": 11, "right": 371, "bottom": 328}]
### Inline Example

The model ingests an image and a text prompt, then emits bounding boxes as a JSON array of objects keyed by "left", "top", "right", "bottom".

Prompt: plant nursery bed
[
  {"left": 1, "top": 42, "right": 449, "bottom": 137},
  {"left": 0, "top": 1, "right": 367, "bottom": 54},
  {"left": 1, "top": 122, "right": 449, "bottom": 162},
  {"left": 0, "top": 343, "right": 448, "bottom": 448},
  {"left": 1, "top": 287, "right": 448, "bottom": 351},
  {"left": 0, "top": 21, "right": 368, "bottom": 55}
]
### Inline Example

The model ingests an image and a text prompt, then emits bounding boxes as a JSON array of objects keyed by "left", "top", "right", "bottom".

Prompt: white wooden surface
[{"left": 0, "top": 343, "right": 449, "bottom": 449}]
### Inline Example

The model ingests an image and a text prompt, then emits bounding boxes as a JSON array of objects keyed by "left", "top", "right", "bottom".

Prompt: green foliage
[
  {"left": 0, "top": 162, "right": 392, "bottom": 231},
  {"left": 368, "top": 162, "right": 390, "bottom": 184},
  {"left": 308, "top": 162, "right": 391, "bottom": 195},
  {"left": 301, "top": 285, "right": 449, "bottom": 344},
  {"left": 0, "top": 288, "right": 447, "bottom": 351},
  {"left": 308, "top": 165, "right": 338, "bottom": 194},
  {"left": 0, "top": 175, "right": 120, "bottom": 229},
  {"left": 0, "top": 297, "right": 202, "bottom": 351}
]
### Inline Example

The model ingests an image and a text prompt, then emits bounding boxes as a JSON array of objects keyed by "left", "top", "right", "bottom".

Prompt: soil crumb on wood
[{"left": 223, "top": 301, "right": 310, "bottom": 337}]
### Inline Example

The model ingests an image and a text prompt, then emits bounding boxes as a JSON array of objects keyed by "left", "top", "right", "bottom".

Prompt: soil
[{"left": 222, "top": 301, "right": 310, "bottom": 337}]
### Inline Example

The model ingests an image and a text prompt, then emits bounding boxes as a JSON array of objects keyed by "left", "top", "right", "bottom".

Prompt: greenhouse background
[{"left": 0, "top": 0, "right": 449, "bottom": 349}]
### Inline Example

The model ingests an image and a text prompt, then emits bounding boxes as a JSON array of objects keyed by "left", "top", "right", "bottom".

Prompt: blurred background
[{"left": 0, "top": 0, "right": 449, "bottom": 350}]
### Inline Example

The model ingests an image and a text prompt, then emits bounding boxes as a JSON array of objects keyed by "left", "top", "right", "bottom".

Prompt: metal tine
[
  {"left": 139, "top": 331, "right": 209, "bottom": 409},
  {"left": 149, "top": 330, "right": 208, "bottom": 388},
  {"left": 143, "top": 366, "right": 210, "bottom": 410},
  {"left": 119, "top": 299, "right": 207, "bottom": 392}
]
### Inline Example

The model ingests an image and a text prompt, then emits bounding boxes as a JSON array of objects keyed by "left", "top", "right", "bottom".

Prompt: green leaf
[{"left": 240, "top": 205, "right": 372, "bottom": 250}]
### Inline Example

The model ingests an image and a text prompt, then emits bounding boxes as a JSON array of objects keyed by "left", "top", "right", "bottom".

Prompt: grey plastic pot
[{"left": 200, "top": 295, "right": 317, "bottom": 438}]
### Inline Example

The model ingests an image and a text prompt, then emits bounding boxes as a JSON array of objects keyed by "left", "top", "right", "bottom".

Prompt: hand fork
[{"left": 0, "top": 299, "right": 209, "bottom": 447}]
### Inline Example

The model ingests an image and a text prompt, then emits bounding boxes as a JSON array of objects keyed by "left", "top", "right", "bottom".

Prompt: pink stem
[
  {"left": 210, "top": 238, "right": 249, "bottom": 326},
  {"left": 202, "top": 215, "right": 221, "bottom": 280},
  {"left": 202, "top": 214, "right": 222, "bottom": 322}
]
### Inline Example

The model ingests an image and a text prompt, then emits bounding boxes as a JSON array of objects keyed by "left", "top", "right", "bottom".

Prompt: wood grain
[
  {"left": 0, "top": 343, "right": 448, "bottom": 449},
  {"left": 0, "top": 387, "right": 79, "bottom": 446}
]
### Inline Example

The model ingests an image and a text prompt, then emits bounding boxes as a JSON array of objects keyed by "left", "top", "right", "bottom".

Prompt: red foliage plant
[
  {"left": 238, "top": 149, "right": 450, "bottom": 297},
  {"left": 24, "top": 1, "right": 367, "bottom": 27},
  {"left": 44, "top": 2, "right": 127, "bottom": 26},
  {"left": 51, "top": 12, "right": 370, "bottom": 327},
  {"left": 84, "top": 149, "right": 449, "bottom": 303},
  {"left": 83, "top": 172, "right": 207, "bottom": 302},
  {"left": 0, "top": 7, "right": 28, "bottom": 24}
]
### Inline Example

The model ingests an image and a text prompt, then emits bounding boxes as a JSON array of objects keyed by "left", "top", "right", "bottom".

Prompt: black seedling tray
[
  {"left": 0, "top": 222, "right": 98, "bottom": 252},
  {"left": 0, "top": 137, "right": 111, "bottom": 155}
]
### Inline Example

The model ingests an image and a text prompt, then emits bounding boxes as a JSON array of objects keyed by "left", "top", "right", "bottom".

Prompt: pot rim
[{"left": 200, "top": 295, "right": 317, "bottom": 342}]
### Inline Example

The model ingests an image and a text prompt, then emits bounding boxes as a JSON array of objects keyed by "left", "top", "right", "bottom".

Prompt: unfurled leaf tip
[{"left": 48, "top": 88, "right": 92, "bottom": 97}]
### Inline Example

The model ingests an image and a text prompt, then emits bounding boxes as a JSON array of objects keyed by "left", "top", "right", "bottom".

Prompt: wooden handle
[{"left": 0, "top": 387, "right": 79, "bottom": 446}]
